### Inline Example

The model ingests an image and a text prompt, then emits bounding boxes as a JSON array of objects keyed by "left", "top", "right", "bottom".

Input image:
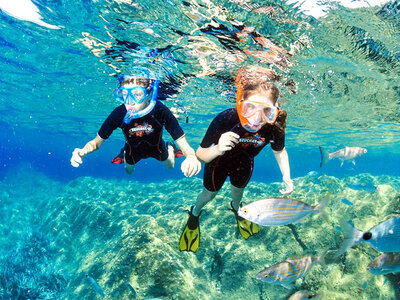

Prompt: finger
[
  {"left": 181, "top": 162, "right": 188, "bottom": 176},
  {"left": 222, "top": 142, "right": 234, "bottom": 149},
  {"left": 224, "top": 141, "right": 236, "bottom": 149},
  {"left": 281, "top": 189, "right": 293, "bottom": 195},
  {"left": 220, "top": 145, "right": 231, "bottom": 152},
  {"left": 228, "top": 136, "right": 239, "bottom": 145},
  {"left": 227, "top": 132, "right": 240, "bottom": 139},
  {"left": 71, "top": 160, "right": 79, "bottom": 168},
  {"left": 74, "top": 155, "right": 83, "bottom": 164},
  {"left": 189, "top": 159, "right": 197, "bottom": 177},
  {"left": 186, "top": 163, "right": 194, "bottom": 177},
  {"left": 229, "top": 133, "right": 240, "bottom": 141},
  {"left": 188, "top": 168, "right": 195, "bottom": 177},
  {"left": 194, "top": 162, "right": 201, "bottom": 175}
]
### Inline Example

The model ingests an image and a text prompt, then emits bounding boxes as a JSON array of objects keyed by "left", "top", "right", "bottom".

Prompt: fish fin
[
  {"left": 334, "top": 219, "right": 363, "bottom": 258},
  {"left": 280, "top": 282, "right": 294, "bottom": 289},
  {"left": 340, "top": 160, "right": 344, "bottom": 167},
  {"left": 319, "top": 146, "right": 330, "bottom": 167},
  {"left": 315, "top": 194, "right": 330, "bottom": 224},
  {"left": 286, "top": 254, "right": 306, "bottom": 261},
  {"left": 352, "top": 160, "right": 356, "bottom": 166}
]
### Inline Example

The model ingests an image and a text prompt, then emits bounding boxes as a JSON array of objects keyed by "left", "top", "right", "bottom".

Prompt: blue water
[{"left": 1, "top": 0, "right": 400, "bottom": 299}]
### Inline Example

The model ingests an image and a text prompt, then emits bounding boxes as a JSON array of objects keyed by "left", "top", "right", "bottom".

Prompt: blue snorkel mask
[
  {"left": 114, "top": 68, "right": 160, "bottom": 124},
  {"left": 114, "top": 84, "right": 151, "bottom": 105}
]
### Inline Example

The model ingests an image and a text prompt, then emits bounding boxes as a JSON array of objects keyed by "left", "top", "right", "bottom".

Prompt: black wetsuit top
[
  {"left": 200, "top": 108, "right": 285, "bottom": 191},
  {"left": 98, "top": 102, "right": 184, "bottom": 164}
]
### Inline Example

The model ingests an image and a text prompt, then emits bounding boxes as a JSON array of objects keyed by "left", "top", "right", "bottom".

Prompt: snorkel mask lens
[
  {"left": 123, "top": 86, "right": 148, "bottom": 104},
  {"left": 241, "top": 101, "right": 279, "bottom": 123},
  {"left": 237, "top": 93, "right": 279, "bottom": 132},
  {"left": 114, "top": 78, "right": 152, "bottom": 104}
]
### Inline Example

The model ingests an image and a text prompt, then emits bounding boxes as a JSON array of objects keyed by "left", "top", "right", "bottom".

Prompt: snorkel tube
[
  {"left": 123, "top": 79, "right": 159, "bottom": 124},
  {"left": 235, "top": 69, "right": 249, "bottom": 128}
]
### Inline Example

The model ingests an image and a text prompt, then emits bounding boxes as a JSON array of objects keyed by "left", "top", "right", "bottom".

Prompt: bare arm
[
  {"left": 70, "top": 134, "right": 105, "bottom": 167},
  {"left": 82, "top": 134, "right": 105, "bottom": 154},
  {"left": 273, "top": 147, "right": 293, "bottom": 195},
  {"left": 175, "top": 136, "right": 196, "bottom": 158},
  {"left": 272, "top": 148, "right": 290, "bottom": 179},
  {"left": 196, "top": 145, "right": 222, "bottom": 164},
  {"left": 196, "top": 131, "right": 239, "bottom": 163},
  {"left": 175, "top": 136, "right": 201, "bottom": 177}
]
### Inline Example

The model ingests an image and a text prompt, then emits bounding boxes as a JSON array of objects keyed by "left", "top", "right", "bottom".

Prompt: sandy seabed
[{"left": 0, "top": 166, "right": 399, "bottom": 299}]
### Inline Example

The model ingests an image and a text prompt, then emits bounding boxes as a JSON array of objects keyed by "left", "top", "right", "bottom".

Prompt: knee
[
  {"left": 163, "top": 156, "right": 174, "bottom": 169},
  {"left": 201, "top": 189, "right": 218, "bottom": 201}
]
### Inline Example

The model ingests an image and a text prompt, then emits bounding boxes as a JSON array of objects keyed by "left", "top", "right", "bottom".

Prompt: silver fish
[
  {"left": 288, "top": 290, "right": 319, "bottom": 300},
  {"left": 335, "top": 217, "right": 400, "bottom": 257},
  {"left": 86, "top": 274, "right": 105, "bottom": 297},
  {"left": 255, "top": 252, "right": 325, "bottom": 289},
  {"left": 237, "top": 198, "right": 327, "bottom": 226},
  {"left": 319, "top": 146, "right": 367, "bottom": 167},
  {"left": 367, "top": 252, "right": 400, "bottom": 275}
]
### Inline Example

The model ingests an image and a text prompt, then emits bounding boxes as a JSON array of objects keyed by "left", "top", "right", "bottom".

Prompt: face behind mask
[{"left": 236, "top": 86, "right": 280, "bottom": 132}]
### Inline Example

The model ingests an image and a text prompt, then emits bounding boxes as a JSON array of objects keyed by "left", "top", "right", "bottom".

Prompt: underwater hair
[{"left": 235, "top": 66, "right": 280, "bottom": 103}]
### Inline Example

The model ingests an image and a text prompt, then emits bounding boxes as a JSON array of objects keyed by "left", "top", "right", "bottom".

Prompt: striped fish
[
  {"left": 256, "top": 252, "right": 325, "bottom": 289},
  {"left": 367, "top": 252, "right": 400, "bottom": 275},
  {"left": 237, "top": 198, "right": 327, "bottom": 226},
  {"left": 335, "top": 217, "right": 400, "bottom": 257}
]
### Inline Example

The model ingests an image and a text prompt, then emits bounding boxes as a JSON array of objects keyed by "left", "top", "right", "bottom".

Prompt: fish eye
[
  {"left": 243, "top": 209, "right": 248, "bottom": 213},
  {"left": 363, "top": 232, "right": 372, "bottom": 240},
  {"left": 264, "top": 274, "right": 269, "bottom": 278}
]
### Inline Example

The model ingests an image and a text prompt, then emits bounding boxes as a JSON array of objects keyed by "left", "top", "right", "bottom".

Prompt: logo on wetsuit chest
[
  {"left": 238, "top": 133, "right": 266, "bottom": 148},
  {"left": 128, "top": 122, "right": 154, "bottom": 137}
]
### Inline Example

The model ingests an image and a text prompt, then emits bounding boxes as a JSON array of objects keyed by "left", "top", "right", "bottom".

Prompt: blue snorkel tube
[{"left": 123, "top": 79, "right": 159, "bottom": 124}]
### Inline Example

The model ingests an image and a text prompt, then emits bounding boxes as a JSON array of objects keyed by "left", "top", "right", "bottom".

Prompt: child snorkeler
[
  {"left": 179, "top": 66, "right": 294, "bottom": 252},
  {"left": 70, "top": 67, "right": 201, "bottom": 177}
]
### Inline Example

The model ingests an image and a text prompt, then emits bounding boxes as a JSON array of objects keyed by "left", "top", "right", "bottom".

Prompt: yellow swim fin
[
  {"left": 179, "top": 206, "right": 200, "bottom": 252},
  {"left": 231, "top": 202, "right": 259, "bottom": 240}
]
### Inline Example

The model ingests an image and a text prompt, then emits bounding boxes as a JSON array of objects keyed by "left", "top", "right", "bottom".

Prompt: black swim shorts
[
  {"left": 124, "top": 140, "right": 169, "bottom": 165},
  {"left": 203, "top": 153, "right": 254, "bottom": 192}
]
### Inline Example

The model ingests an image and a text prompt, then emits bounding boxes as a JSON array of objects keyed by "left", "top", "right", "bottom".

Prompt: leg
[
  {"left": 179, "top": 160, "right": 224, "bottom": 252},
  {"left": 192, "top": 188, "right": 218, "bottom": 216},
  {"left": 124, "top": 162, "right": 135, "bottom": 174},
  {"left": 229, "top": 157, "right": 259, "bottom": 239},
  {"left": 161, "top": 143, "right": 175, "bottom": 169},
  {"left": 124, "top": 147, "right": 136, "bottom": 175},
  {"left": 230, "top": 185, "right": 245, "bottom": 211}
]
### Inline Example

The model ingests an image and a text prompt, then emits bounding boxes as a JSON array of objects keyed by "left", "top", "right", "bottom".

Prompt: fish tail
[
  {"left": 334, "top": 220, "right": 363, "bottom": 258},
  {"left": 316, "top": 249, "right": 328, "bottom": 265},
  {"left": 319, "top": 146, "right": 330, "bottom": 167}
]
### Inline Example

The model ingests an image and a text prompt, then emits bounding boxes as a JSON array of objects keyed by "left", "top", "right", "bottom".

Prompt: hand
[
  {"left": 280, "top": 176, "right": 293, "bottom": 195},
  {"left": 181, "top": 155, "right": 201, "bottom": 177},
  {"left": 70, "top": 148, "right": 87, "bottom": 167},
  {"left": 216, "top": 132, "right": 239, "bottom": 155}
]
